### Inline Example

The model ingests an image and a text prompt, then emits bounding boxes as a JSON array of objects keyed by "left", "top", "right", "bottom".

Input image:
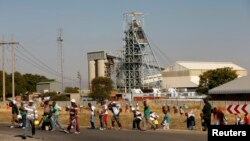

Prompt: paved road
[{"left": 0, "top": 124, "right": 207, "bottom": 141}]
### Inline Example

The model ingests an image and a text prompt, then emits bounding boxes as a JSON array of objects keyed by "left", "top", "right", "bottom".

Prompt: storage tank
[
  {"left": 88, "top": 60, "right": 96, "bottom": 88},
  {"left": 97, "top": 59, "right": 105, "bottom": 77}
]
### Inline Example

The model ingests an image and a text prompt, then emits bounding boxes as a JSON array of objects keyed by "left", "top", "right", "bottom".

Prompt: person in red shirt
[
  {"left": 243, "top": 114, "right": 249, "bottom": 125},
  {"left": 213, "top": 107, "right": 226, "bottom": 125},
  {"left": 64, "top": 99, "right": 80, "bottom": 134}
]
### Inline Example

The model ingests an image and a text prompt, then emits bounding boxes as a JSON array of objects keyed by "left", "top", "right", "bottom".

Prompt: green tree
[
  {"left": 89, "top": 77, "right": 113, "bottom": 101},
  {"left": 196, "top": 67, "right": 238, "bottom": 94},
  {"left": 64, "top": 87, "right": 79, "bottom": 93},
  {"left": 23, "top": 73, "right": 48, "bottom": 92},
  {"left": 14, "top": 72, "right": 27, "bottom": 96},
  {"left": 0, "top": 71, "right": 49, "bottom": 99}
]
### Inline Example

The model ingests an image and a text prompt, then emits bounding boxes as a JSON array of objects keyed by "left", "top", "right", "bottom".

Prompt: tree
[
  {"left": 64, "top": 87, "right": 79, "bottom": 93},
  {"left": 14, "top": 72, "right": 27, "bottom": 96},
  {"left": 89, "top": 77, "right": 113, "bottom": 101},
  {"left": 196, "top": 67, "right": 238, "bottom": 94},
  {"left": 23, "top": 73, "right": 48, "bottom": 92},
  {"left": 0, "top": 71, "right": 49, "bottom": 99}
]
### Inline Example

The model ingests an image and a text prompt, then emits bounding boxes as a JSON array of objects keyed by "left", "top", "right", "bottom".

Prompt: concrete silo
[{"left": 87, "top": 51, "right": 115, "bottom": 89}]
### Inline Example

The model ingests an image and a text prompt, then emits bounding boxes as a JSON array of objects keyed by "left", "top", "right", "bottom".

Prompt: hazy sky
[{"left": 0, "top": 0, "right": 250, "bottom": 89}]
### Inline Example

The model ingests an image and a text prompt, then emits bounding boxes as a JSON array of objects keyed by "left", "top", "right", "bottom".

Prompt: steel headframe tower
[
  {"left": 122, "top": 12, "right": 162, "bottom": 93},
  {"left": 57, "top": 28, "right": 64, "bottom": 93}
]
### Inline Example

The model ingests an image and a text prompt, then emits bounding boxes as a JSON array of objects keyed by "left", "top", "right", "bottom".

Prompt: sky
[{"left": 0, "top": 0, "right": 250, "bottom": 89}]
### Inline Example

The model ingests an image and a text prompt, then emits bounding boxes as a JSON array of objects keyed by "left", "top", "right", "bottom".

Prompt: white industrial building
[
  {"left": 36, "top": 80, "right": 61, "bottom": 94},
  {"left": 88, "top": 51, "right": 106, "bottom": 88},
  {"left": 162, "top": 61, "right": 247, "bottom": 96},
  {"left": 87, "top": 51, "right": 116, "bottom": 89}
]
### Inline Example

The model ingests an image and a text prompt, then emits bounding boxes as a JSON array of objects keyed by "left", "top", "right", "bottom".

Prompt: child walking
[{"left": 162, "top": 110, "right": 170, "bottom": 130}]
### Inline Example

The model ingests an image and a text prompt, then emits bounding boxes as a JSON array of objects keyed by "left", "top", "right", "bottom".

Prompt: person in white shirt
[
  {"left": 132, "top": 107, "right": 142, "bottom": 130},
  {"left": 102, "top": 101, "right": 109, "bottom": 129},
  {"left": 109, "top": 102, "right": 122, "bottom": 129},
  {"left": 23, "top": 100, "right": 38, "bottom": 139},
  {"left": 88, "top": 103, "right": 96, "bottom": 129}
]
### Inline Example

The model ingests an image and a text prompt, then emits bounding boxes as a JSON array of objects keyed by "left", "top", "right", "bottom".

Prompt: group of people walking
[
  {"left": 201, "top": 99, "right": 249, "bottom": 131},
  {"left": 87, "top": 100, "right": 123, "bottom": 130},
  {"left": 86, "top": 100, "right": 171, "bottom": 131},
  {"left": 8, "top": 98, "right": 250, "bottom": 139},
  {"left": 9, "top": 99, "right": 38, "bottom": 139},
  {"left": 9, "top": 98, "right": 66, "bottom": 139}
]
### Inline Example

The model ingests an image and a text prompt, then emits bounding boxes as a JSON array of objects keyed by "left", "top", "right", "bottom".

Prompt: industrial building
[
  {"left": 36, "top": 80, "right": 61, "bottom": 94},
  {"left": 87, "top": 12, "right": 248, "bottom": 100},
  {"left": 162, "top": 61, "right": 247, "bottom": 95},
  {"left": 209, "top": 76, "right": 250, "bottom": 101}
]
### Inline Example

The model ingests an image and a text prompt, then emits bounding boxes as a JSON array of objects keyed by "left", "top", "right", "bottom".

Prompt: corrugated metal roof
[
  {"left": 209, "top": 76, "right": 250, "bottom": 94},
  {"left": 176, "top": 61, "right": 245, "bottom": 70},
  {"left": 178, "top": 80, "right": 198, "bottom": 88},
  {"left": 168, "top": 81, "right": 198, "bottom": 88}
]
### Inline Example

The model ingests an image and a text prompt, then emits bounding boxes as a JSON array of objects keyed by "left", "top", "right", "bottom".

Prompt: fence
[
  {"left": 1, "top": 99, "right": 249, "bottom": 109},
  {"left": 53, "top": 99, "right": 250, "bottom": 109}
]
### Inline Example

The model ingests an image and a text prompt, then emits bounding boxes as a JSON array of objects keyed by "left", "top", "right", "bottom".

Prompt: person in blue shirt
[{"left": 186, "top": 111, "right": 195, "bottom": 130}]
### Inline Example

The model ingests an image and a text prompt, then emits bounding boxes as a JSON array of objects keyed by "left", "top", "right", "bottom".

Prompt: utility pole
[
  {"left": 71, "top": 76, "right": 74, "bottom": 87},
  {"left": 11, "top": 34, "right": 15, "bottom": 100},
  {"left": 1, "top": 34, "right": 6, "bottom": 104},
  {"left": 77, "top": 71, "right": 82, "bottom": 95},
  {"left": 0, "top": 34, "right": 19, "bottom": 101}
]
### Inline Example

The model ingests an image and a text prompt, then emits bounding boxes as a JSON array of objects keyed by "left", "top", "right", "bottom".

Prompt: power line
[
  {"left": 15, "top": 51, "right": 77, "bottom": 82},
  {"left": 19, "top": 44, "right": 59, "bottom": 75},
  {"left": 16, "top": 44, "right": 76, "bottom": 82},
  {"left": 146, "top": 35, "right": 174, "bottom": 67},
  {"left": 7, "top": 46, "right": 58, "bottom": 77},
  {"left": 15, "top": 46, "right": 59, "bottom": 76},
  {"left": 6, "top": 45, "right": 78, "bottom": 83}
]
